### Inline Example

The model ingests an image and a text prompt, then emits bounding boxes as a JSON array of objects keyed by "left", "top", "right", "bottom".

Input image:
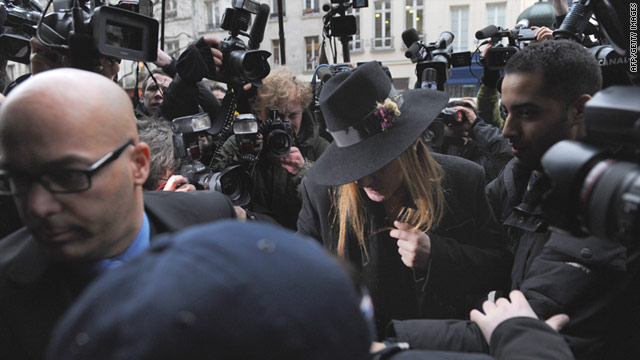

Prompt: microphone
[
  {"left": 402, "top": 27, "right": 420, "bottom": 48},
  {"left": 402, "top": 28, "right": 424, "bottom": 61},
  {"left": 316, "top": 66, "right": 334, "bottom": 83},
  {"left": 249, "top": 3, "right": 270, "bottom": 49},
  {"left": 475, "top": 25, "right": 499, "bottom": 40}
]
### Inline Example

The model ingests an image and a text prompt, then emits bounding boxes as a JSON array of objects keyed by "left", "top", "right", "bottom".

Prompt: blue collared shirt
[{"left": 90, "top": 212, "right": 151, "bottom": 275}]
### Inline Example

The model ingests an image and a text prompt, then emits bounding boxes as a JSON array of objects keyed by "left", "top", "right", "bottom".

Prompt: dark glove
[
  {"left": 482, "top": 67, "right": 501, "bottom": 89},
  {"left": 176, "top": 37, "right": 217, "bottom": 84}
]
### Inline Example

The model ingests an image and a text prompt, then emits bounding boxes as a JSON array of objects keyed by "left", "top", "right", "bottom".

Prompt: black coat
[
  {"left": 388, "top": 159, "right": 640, "bottom": 360},
  {"left": 298, "top": 153, "right": 511, "bottom": 338},
  {"left": 0, "top": 190, "right": 235, "bottom": 360},
  {"left": 378, "top": 317, "right": 573, "bottom": 360}
]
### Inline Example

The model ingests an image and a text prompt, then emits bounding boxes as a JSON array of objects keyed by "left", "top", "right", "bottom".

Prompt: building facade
[
  {"left": 119, "top": 0, "right": 542, "bottom": 96},
  {"left": 3, "top": 0, "right": 548, "bottom": 96}
]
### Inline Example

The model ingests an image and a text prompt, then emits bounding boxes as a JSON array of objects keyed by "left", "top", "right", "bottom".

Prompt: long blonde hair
[{"left": 332, "top": 139, "right": 444, "bottom": 257}]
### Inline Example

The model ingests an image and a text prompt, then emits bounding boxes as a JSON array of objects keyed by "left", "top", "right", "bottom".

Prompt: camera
[
  {"left": 541, "top": 86, "right": 640, "bottom": 243},
  {"left": 260, "top": 110, "right": 294, "bottom": 158},
  {"left": 402, "top": 28, "right": 471, "bottom": 90},
  {"left": 35, "top": 0, "right": 158, "bottom": 70},
  {"left": 216, "top": 0, "right": 271, "bottom": 88},
  {"left": 231, "top": 110, "right": 294, "bottom": 159},
  {"left": 0, "top": 0, "right": 42, "bottom": 64},
  {"left": 552, "top": 0, "right": 636, "bottom": 88},
  {"left": 475, "top": 19, "right": 538, "bottom": 70},
  {"left": 233, "top": 113, "right": 261, "bottom": 158},
  {"left": 476, "top": 22, "right": 537, "bottom": 69},
  {"left": 171, "top": 113, "right": 251, "bottom": 206},
  {"left": 436, "top": 107, "right": 469, "bottom": 127}
]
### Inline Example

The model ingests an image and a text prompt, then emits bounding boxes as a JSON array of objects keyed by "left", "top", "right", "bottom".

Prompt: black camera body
[
  {"left": 216, "top": 0, "right": 271, "bottom": 88},
  {"left": 541, "top": 86, "right": 640, "bottom": 243},
  {"left": 171, "top": 113, "right": 251, "bottom": 206},
  {"left": 0, "top": 0, "right": 42, "bottom": 64},
  {"left": 436, "top": 107, "right": 469, "bottom": 127},
  {"left": 475, "top": 20, "right": 538, "bottom": 71},
  {"left": 36, "top": 0, "right": 158, "bottom": 70},
  {"left": 260, "top": 110, "right": 294, "bottom": 158},
  {"left": 402, "top": 28, "right": 471, "bottom": 90},
  {"left": 232, "top": 110, "right": 294, "bottom": 160}
]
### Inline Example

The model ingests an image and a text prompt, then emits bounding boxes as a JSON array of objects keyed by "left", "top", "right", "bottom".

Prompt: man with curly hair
[{"left": 211, "top": 67, "right": 329, "bottom": 230}]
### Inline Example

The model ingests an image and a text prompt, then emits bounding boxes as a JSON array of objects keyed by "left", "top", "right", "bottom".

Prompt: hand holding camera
[{"left": 270, "top": 146, "right": 305, "bottom": 175}]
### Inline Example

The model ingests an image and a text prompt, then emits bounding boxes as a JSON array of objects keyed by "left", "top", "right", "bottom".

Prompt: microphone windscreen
[
  {"left": 475, "top": 25, "right": 499, "bottom": 39},
  {"left": 401, "top": 28, "right": 420, "bottom": 48}
]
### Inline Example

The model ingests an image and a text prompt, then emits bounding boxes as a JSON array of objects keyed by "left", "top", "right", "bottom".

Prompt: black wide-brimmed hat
[{"left": 307, "top": 61, "right": 449, "bottom": 185}]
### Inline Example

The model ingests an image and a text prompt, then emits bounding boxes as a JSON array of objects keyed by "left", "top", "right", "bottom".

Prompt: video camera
[
  {"left": 0, "top": 0, "right": 42, "bottom": 64},
  {"left": 552, "top": 0, "right": 635, "bottom": 88},
  {"left": 215, "top": 0, "right": 271, "bottom": 88},
  {"left": 541, "top": 86, "right": 639, "bottom": 243},
  {"left": 475, "top": 19, "right": 539, "bottom": 70},
  {"left": 401, "top": 28, "right": 471, "bottom": 90},
  {"left": 233, "top": 110, "right": 294, "bottom": 160},
  {"left": 34, "top": 0, "right": 158, "bottom": 71},
  {"left": 171, "top": 113, "right": 251, "bottom": 206}
]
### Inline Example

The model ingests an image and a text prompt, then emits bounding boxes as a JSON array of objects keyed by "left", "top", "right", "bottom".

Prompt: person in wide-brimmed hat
[{"left": 298, "top": 61, "right": 511, "bottom": 338}]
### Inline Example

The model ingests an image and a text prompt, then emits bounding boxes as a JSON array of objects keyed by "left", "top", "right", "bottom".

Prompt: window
[
  {"left": 486, "top": 3, "right": 506, "bottom": 28},
  {"left": 303, "top": 0, "right": 319, "bottom": 14},
  {"left": 373, "top": 0, "right": 392, "bottom": 49},
  {"left": 346, "top": 8, "right": 362, "bottom": 52},
  {"left": 165, "top": 40, "right": 180, "bottom": 58},
  {"left": 270, "top": 0, "right": 285, "bottom": 18},
  {"left": 305, "top": 36, "right": 320, "bottom": 71},
  {"left": 166, "top": 0, "right": 177, "bottom": 17},
  {"left": 405, "top": 0, "right": 424, "bottom": 39},
  {"left": 272, "top": 39, "right": 280, "bottom": 65},
  {"left": 205, "top": 1, "right": 221, "bottom": 30},
  {"left": 450, "top": 6, "right": 469, "bottom": 52}
]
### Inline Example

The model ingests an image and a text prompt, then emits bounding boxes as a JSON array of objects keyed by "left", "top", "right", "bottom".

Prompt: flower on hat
[{"left": 375, "top": 98, "right": 401, "bottom": 131}]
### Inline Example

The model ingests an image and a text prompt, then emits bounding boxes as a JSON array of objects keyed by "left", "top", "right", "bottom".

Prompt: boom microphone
[
  {"left": 248, "top": 3, "right": 270, "bottom": 49},
  {"left": 475, "top": 25, "right": 499, "bottom": 39}
]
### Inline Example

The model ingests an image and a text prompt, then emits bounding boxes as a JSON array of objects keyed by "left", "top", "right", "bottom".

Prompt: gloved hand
[{"left": 176, "top": 37, "right": 219, "bottom": 84}]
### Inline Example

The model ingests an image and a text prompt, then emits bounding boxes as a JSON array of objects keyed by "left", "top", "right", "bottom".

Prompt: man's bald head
[
  {"left": 0, "top": 68, "right": 150, "bottom": 262},
  {"left": 0, "top": 68, "right": 137, "bottom": 146}
]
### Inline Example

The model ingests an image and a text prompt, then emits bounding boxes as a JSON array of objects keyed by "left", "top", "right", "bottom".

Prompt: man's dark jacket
[
  {"left": 0, "top": 190, "right": 235, "bottom": 360},
  {"left": 298, "top": 153, "right": 511, "bottom": 339},
  {"left": 388, "top": 159, "right": 640, "bottom": 359}
]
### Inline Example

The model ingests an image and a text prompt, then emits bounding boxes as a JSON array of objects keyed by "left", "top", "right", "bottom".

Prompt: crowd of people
[{"left": 0, "top": 1, "right": 637, "bottom": 359}]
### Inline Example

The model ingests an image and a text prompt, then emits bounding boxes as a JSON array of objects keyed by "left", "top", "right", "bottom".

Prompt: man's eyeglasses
[{"left": 0, "top": 140, "right": 135, "bottom": 196}]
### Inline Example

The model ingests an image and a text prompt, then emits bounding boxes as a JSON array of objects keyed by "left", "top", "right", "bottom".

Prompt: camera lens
[
  {"left": 219, "top": 171, "right": 241, "bottom": 199},
  {"left": 265, "top": 129, "right": 292, "bottom": 158},
  {"left": 240, "top": 50, "right": 271, "bottom": 82}
]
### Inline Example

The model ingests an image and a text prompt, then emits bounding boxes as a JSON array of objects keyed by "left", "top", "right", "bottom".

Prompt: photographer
[
  {"left": 211, "top": 67, "right": 329, "bottom": 229},
  {"left": 136, "top": 117, "right": 195, "bottom": 192},
  {"left": 438, "top": 99, "right": 512, "bottom": 183},
  {"left": 135, "top": 68, "right": 173, "bottom": 119}
]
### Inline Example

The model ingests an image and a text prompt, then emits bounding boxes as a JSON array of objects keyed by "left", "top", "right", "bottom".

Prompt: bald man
[{"left": 0, "top": 68, "right": 235, "bottom": 360}]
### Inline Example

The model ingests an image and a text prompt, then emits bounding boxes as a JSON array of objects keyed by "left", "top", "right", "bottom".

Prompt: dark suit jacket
[{"left": 0, "top": 190, "right": 235, "bottom": 360}]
